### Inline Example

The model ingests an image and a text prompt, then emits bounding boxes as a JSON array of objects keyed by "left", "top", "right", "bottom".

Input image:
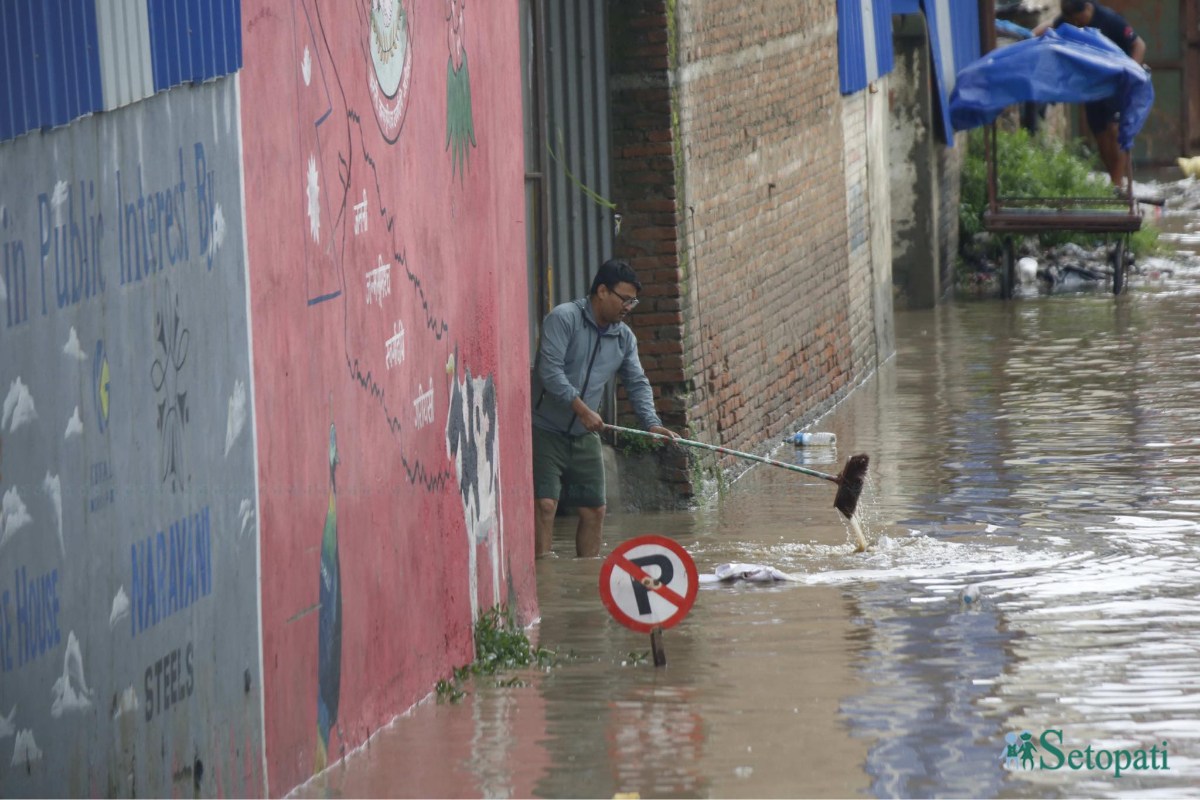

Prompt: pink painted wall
[{"left": 238, "top": 0, "right": 536, "bottom": 793}]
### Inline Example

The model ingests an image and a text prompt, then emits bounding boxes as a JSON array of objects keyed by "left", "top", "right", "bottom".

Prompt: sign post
[{"left": 599, "top": 535, "right": 698, "bottom": 667}]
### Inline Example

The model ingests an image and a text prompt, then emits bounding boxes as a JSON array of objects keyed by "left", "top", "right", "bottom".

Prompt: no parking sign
[{"left": 599, "top": 535, "right": 698, "bottom": 633}]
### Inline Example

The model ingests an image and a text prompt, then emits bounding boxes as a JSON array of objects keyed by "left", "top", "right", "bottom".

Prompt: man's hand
[
  {"left": 648, "top": 425, "right": 679, "bottom": 440},
  {"left": 571, "top": 397, "right": 605, "bottom": 432},
  {"left": 1032, "top": 21, "right": 1052, "bottom": 37}
]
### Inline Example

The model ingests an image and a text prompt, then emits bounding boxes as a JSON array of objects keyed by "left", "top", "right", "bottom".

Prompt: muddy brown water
[{"left": 293, "top": 183, "right": 1200, "bottom": 799}]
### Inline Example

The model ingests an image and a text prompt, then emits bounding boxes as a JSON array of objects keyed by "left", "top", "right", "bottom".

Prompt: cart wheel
[
  {"left": 1112, "top": 236, "right": 1127, "bottom": 295},
  {"left": 1000, "top": 238, "right": 1015, "bottom": 300}
]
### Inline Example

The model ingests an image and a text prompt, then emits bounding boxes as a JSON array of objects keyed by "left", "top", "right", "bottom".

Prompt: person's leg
[
  {"left": 1095, "top": 122, "right": 1124, "bottom": 186},
  {"left": 1085, "top": 100, "right": 1124, "bottom": 187},
  {"left": 531, "top": 426, "right": 567, "bottom": 557},
  {"left": 565, "top": 432, "right": 607, "bottom": 557},
  {"left": 575, "top": 505, "right": 606, "bottom": 557},
  {"left": 535, "top": 497, "right": 558, "bottom": 557}
]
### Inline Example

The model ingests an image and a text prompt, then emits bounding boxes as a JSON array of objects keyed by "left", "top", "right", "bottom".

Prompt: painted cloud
[
  {"left": 43, "top": 473, "right": 63, "bottom": 556},
  {"left": 65, "top": 406, "right": 83, "bottom": 439},
  {"left": 50, "top": 631, "right": 93, "bottom": 717},
  {"left": 239, "top": 498, "right": 256, "bottom": 539},
  {"left": 2, "top": 376, "right": 37, "bottom": 433},
  {"left": 0, "top": 705, "right": 14, "bottom": 738},
  {"left": 11, "top": 730, "right": 41, "bottom": 766},
  {"left": 206, "top": 203, "right": 227, "bottom": 262},
  {"left": 109, "top": 586, "right": 130, "bottom": 629},
  {"left": 112, "top": 687, "right": 139, "bottom": 720},
  {"left": 1, "top": 487, "right": 32, "bottom": 549},
  {"left": 225, "top": 379, "right": 247, "bottom": 457},
  {"left": 50, "top": 180, "right": 68, "bottom": 223},
  {"left": 306, "top": 154, "right": 321, "bottom": 242},
  {"left": 63, "top": 327, "right": 87, "bottom": 360}
]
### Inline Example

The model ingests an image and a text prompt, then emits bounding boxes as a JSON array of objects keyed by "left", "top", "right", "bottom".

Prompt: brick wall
[
  {"left": 842, "top": 93, "right": 877, "bottom": 378},
  {"left": 609, "top": 0, "right": 886, "bottom": 502},
  {"left": 608, "top": 0, "right": 692, "bottom": 496}
]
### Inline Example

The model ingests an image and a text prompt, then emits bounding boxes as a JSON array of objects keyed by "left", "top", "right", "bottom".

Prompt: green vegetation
[
  {"left": 435, "top": 678, "right": 465, "bottom": 704},
  {"left": 1129, "top": 221, "right": 1165, "bottom": 258},
  {"left": 471, "top": 606, "right": 557, "bottom": 674},
  {"left": 435, "top": 606, "right": 559, "bottom": 704},
  {"left": 612, "top": 427, "right": 664, "bottom": 456},
  {"left": 623, "top": 650, "right": 649, "bottom": 666},
  {"left": 960, "top": 127, "right": 1162, "bottom": 260}
]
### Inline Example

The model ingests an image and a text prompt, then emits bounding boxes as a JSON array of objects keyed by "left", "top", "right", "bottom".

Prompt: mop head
[{"left": 833, "top": 454, "right": 870, "bottom": 519}]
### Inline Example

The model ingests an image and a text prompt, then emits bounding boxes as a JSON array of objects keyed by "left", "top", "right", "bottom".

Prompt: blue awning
[{"left": 949, "top": 25, "right": 1153, "bottom": 151}]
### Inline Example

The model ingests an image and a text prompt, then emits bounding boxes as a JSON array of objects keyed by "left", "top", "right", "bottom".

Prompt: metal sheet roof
[{"left": 1, "top": 0, "right": 242, "bottom": 144}]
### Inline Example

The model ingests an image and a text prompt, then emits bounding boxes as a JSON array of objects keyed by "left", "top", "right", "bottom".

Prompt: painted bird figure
[
  {"left": 1177, "top": 156, "right": 1200, "bottom": 180},
  {"left": 316, "top": 422, "right": 342, "bottom": 771}
]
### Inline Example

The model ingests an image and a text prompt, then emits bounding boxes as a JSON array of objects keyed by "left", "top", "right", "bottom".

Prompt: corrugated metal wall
[
  {"left": 0, "top": 0, "right": 242, "bottom": 144},
  {"left": 837, "top": 0, "right": 896, "bottom": 95},
  {"left": 543, "top": 0, "right": 614, "bottom": 307},
  {"left": 0, "top": 2, "right": 103, "bottom": 140},
  {"left": 922, "top": 0, "right": 980, "bottom": 144},
  {"left": 839, "top": 0, "right": 979, "bottom": 139},
  {"left": 95, "top": 0, "right": 154, "bottom": 111},
  {"left": 147, "top": 0, "right": 242, "bottom": 93}
]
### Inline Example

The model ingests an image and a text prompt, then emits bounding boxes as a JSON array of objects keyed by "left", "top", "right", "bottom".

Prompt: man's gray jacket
[{"left": 532, "top": 298, "right": 662, "bottom": 436}]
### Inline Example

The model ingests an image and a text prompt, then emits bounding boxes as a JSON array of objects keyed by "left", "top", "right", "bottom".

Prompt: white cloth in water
[{"left": 699, "top": 562, "right": 800, "bottom": 584}]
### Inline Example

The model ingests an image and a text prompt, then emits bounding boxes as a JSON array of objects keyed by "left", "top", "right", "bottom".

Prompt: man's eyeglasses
[{"left": 611, "top": 288, "right": 639, "bottom": 309}]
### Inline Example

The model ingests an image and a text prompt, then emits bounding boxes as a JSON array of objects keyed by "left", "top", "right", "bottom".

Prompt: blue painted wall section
[
  {"left": 0, "top": 0, "right": 242, "bottom": 143},
  {"left": 0, "top": 71, "right": 262, "bottom": 796}
]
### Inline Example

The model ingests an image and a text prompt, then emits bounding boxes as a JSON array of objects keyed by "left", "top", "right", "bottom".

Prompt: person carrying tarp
[{"left": 1033, "top": 1, "right": 1147, "bottom": 187}]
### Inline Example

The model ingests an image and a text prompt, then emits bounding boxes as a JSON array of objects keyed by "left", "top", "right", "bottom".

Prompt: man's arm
[
  {"left": 1129, "top": 35, "right": 1146, "bottom": 65},
  {"left": 538, "top": 308, "right": 607, "bottom": 432},
  {"left": 536, "top": 308, "right": 582, "bottom": 407},
  {"left": 1032, "top": 16, "right": 1062, "bottom": 37},
  {"left": 616, "top": 335, "right": 676, "bottom": 438}
]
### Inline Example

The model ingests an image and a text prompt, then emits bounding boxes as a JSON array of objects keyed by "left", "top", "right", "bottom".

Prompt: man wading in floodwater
[{"left": 531, "top": 259, "right": 678, "bottom": 557}]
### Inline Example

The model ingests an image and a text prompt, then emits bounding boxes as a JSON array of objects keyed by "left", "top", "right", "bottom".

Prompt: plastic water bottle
[{"left": 788, "top": 431, "right": 836, "bottom": 446}]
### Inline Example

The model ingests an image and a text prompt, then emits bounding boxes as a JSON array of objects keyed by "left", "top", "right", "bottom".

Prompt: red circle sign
[{"left": 599, "top": 535, "right": 699, "bottom": 633}]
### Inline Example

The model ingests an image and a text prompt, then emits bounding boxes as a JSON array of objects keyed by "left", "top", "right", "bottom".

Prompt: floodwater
[{"left": 293, "top": 182, "right": 1200, "bottom": 799}]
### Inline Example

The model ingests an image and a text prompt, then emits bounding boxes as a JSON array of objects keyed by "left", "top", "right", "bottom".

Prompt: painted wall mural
[
  {"left": 241, "top": 0, "right": 534, "bottom": 793},
  {"left": 446, "top": 353, "right": 504, "bottom": 622},
  {"left": 0, "top": 76, "right": 262, "bottom": 797},
  {"left": 316, "top": 419, "right": 342, "bottom": 773},
  {"left": 445, "top": 0, "right": 477, "bottom": 176},
  {"left": 368, "top": 0, "right": 415, "bottom": 143}
]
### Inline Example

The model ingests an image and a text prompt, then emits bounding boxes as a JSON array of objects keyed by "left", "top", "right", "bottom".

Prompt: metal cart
[{"left": 980, "top": 122, "right": 1141, "bottom": 298}]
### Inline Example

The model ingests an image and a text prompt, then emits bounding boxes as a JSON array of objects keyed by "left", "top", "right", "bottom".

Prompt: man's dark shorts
[
  {"left": 1084, "top": 96, "right": 1120, "bottom": 135},
  {"left": 532, "top": 426, "right": 606, "bottom": 508}
]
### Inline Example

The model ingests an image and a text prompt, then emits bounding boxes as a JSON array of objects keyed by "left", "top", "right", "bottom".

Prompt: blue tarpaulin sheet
[{"left": 949, "top": 25, "right": 1153, "bottom": 151}]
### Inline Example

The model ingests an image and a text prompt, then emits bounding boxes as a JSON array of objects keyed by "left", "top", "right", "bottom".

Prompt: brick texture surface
[{"left": 609, "top": 0, "right": 881, "bottom": 503}]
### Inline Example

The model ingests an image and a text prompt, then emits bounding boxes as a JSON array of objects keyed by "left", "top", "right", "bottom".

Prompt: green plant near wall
[
  {"left": 960, "top": 127, "right": 1162, "bottom": 259},
  {"left": 435, "top": 606, "right": 560, "bottom": 703},
  {"left": 612, "top": 428, "right": 664, "bottom": 456}
]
